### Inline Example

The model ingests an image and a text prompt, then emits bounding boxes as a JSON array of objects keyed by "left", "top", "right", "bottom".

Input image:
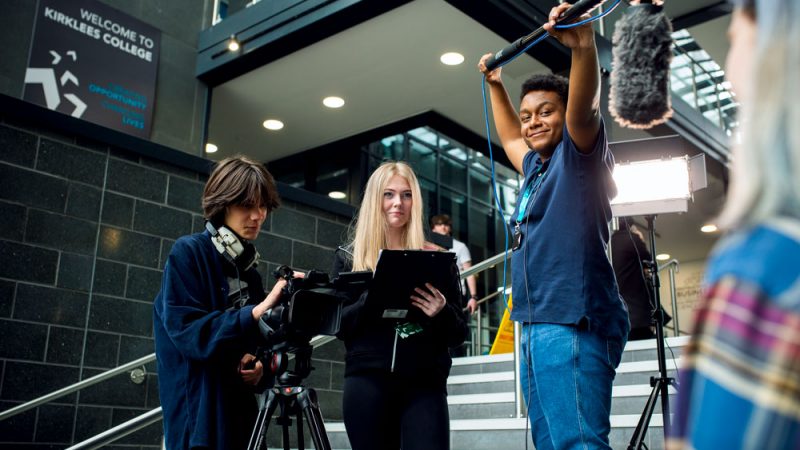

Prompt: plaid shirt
[{"left": 667, "top": 218, "right": 800, "bottom": 450}]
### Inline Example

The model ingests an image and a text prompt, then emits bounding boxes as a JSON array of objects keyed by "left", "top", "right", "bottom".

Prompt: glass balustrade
[{"left": 670, "top": 29, "right": 739, "bottom": 138}]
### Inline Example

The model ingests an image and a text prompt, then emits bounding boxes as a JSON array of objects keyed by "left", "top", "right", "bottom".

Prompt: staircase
[{"left": 325, "top": 335, "right": 688, "bottom": 450}]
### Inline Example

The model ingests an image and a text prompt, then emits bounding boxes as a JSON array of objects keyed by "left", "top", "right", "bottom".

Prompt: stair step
[
  {"left": 323, "top": 413, "right": 666, "bottom": 431},
  {"left": 324, "top": 415, "right": 666, "bottom": 450},
  {"left": 445, "top": 384, "right": 676, "bottom": 419},
  {"left": 320, "top": 337, "right": 686, "bottom": 449}
]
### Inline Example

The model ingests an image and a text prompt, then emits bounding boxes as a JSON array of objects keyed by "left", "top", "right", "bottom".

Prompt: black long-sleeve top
[
  {"left": 332, "top": 247, "right": 468, "bottom": 389},
  {"left": 611, "top": 228, "right": 653, "bottom": 329}
]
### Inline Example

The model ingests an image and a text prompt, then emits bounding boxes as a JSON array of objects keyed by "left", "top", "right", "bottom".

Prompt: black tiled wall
[{"left": 0, "top": 120, "right": 351, "bottom": 448}]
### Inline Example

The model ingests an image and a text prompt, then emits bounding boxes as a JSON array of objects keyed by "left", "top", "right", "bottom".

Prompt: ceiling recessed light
[
  {"left": 656, "top": 253, "right": 671, "bottom": 261},
  {"left": 328, "top": 191, "right": 346, "bottom": 199},
  {"left": 440, "top": 52, "right": 465, "bottom": 66},
  {"left": 323, "top": 96, "right": 345, "bottom": 108},
  {"left": 262, "top": 119, "right": 284, "bottom": 130},
  {"left": 227, "top": 36, "right": 240, "bottom": 52},
  {"left": 205, "top": 143, "right": 218, "bottom": 153},
  {"left": 700, "top": 224, "right": 718, "bottom": 233}
]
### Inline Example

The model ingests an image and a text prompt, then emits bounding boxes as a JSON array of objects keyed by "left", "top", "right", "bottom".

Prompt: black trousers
[{"left": 343, "top": 372, "right": 450, "bottom": 450}]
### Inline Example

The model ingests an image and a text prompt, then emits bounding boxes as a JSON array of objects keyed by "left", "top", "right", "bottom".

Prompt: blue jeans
[{"left": 519, "top": 323, "right": 625, "bottom": 450}]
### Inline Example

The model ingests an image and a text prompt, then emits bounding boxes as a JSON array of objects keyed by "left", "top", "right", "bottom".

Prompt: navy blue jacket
[{"left": 153, "top": 231, "right": 267, "bottom": 450}]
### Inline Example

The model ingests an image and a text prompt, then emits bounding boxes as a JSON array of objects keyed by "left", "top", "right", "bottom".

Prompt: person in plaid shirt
[{"left": 666, "top": 0, "right": 800, "bottom": 448}]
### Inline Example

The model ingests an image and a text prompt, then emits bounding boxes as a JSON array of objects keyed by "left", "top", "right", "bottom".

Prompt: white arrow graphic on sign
[
  {"left": 49, "top": 50, "right": 61, "bottom": 65},
  {"left": 67, "top": 50, "right": 77, "bottom": 61},
  {"left": 60, "top": 71, "right": 79, "bottom": 87},
  {"left": 63, "top": 93, "right": 87, "bottom": 118},
  {"left": 24, "top": 68, "right": 60, "bottom": 110}
]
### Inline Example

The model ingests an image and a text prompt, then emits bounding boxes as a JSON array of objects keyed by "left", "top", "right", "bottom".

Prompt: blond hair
[
  {"left": 718, "top": 2, "right": 800, "bottom": 228},
  {"left": 350, "top": 162, "right": 426, "bottom": 271}
]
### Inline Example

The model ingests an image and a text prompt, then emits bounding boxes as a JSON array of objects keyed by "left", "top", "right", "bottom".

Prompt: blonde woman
[{"left": 332, "top": 162, "right": 467, "bottom": 450}]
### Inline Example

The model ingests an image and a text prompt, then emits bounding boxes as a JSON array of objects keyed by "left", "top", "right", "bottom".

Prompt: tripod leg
[
  {"left": 249, "top": 390, "right": 280, "bottom": 450},
  {"left": 296, "top": 406, "right": 305, "bottom": 449},
  {"left": 298, "top": 388, "right": 332, "bottom": 450},
  {"left": 627, "top": 379, "right": 664, "bottom": 450},
  {"left": 282, "top": 407, "right": 291, "bottom": 450}
]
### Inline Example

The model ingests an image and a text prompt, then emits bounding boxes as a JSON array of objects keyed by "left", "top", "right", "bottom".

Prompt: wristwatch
[{"left": 469, "top": 294, "right": 479, "bottom": 300}]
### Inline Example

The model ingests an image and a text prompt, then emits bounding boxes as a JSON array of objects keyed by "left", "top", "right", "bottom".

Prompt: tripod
[
  {"left": 247, "top": 345, "right": 332, "bottom": 450},
  {"left": 627, "top": 215, "right": 678, "bottom": 450}
]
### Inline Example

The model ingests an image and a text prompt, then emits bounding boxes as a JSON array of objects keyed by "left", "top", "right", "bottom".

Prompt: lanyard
[{"left": 515, "top": 163, "right": 547, "bottom": 224}]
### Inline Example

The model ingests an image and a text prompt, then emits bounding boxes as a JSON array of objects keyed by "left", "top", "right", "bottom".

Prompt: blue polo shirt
[{"left": 509, "top": 119, "right": 629, "bottom": 339}]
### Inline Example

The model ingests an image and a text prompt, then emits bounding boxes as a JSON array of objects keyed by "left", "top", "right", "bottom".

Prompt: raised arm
[
  {"left": 478, "top": 54, "right": 530, "bottom": 174},
  {"left": 544, "top": 3, "right": 601, "bottom": 153}
]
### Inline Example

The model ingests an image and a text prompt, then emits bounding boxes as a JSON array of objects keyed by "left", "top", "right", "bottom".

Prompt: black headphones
[{"left": 205, "top": 221, "right": 260, "bottom": 272}]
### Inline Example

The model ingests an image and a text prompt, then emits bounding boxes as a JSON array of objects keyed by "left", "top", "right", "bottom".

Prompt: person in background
[
  {"left": 332, "top": 161, "right": 467, "bottom": 450},
  {"left": 611, "top": 218, "right": 656, "bottom": 341},
  {"left": 667, "top": 0, "right": 800, "bottom": 448},
  {"left": 430, "top": 214, "right": 480, "bottom": 314}
]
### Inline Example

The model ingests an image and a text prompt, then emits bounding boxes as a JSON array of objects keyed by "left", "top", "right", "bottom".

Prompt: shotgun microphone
[
  {"left": 608, "top": 0, "right": 674, "bottom": 129},
  {"left": 483, "top": 0, "right": 608, "bottom": 71}
]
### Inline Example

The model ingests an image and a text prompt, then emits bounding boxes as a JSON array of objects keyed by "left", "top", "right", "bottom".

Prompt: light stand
[
  {"left": 609, "top": 153, "right": 708, "bottom": 449},
  {"left": 626, "top": 214, "right": 676, "bottom": 450}
]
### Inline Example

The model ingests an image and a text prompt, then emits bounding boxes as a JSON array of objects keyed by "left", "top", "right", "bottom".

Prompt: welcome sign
[{"left": 23, "top": 0, "right": 161, "bottom": 138}]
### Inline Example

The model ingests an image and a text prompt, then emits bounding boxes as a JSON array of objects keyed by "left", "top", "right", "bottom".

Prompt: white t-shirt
[{"left": 451, "top": 238, "right": 471, "bottom": 294}]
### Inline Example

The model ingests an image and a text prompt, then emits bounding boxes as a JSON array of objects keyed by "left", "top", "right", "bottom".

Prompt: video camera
[{"left": 257, "top": 265, "right": 370, "bottom": 353}]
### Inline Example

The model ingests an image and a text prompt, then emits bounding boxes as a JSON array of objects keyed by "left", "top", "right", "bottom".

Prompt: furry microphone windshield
[{"left": 609, "top": 1, "right": 674, "bottom": 129}]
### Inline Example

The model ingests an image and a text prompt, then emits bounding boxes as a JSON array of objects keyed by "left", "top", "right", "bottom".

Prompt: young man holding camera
[{"left": 153, "top": 156, "right": 285, "bottom": 450}]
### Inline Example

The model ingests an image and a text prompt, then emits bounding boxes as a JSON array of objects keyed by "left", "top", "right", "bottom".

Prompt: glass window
[
  {"left": 439, "top": 187, "right": 467, "bottom": 238},
  {"left": 468, "top": 200, "right": 492, "bottom": 254},
  {"left": 418, "top": 177, "right": 438, "bottom": 223},
  {"left": 317, "top": 165, "right": 348, "bottom": 201},
  {"left": 408, "top": 127, "right": 438, "bottom": 147},
  {"left": 440, "top": 155, "right": 467, "bottom": 192},
  {"left": 494, "top": 164, "right": 521, "bottom": 216},
  {"left": 443, "top": 142, "right": 468, "bottom": 162},
  {"left": 470, "top": 169, "right": 492, "bottom": 205},
  {"left": 270, "top": 121, "right": 519, "bottom": 294},
  {"left": 375, "top": 134, "right": 405, "bottom": 161},
  {"left": 408, "top": 139, "right": 437, "bottom": 180}
]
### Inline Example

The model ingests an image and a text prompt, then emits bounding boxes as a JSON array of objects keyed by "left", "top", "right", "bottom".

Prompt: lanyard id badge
[{"left": 513, "top": 163, "right": 547, "bottom": 251}]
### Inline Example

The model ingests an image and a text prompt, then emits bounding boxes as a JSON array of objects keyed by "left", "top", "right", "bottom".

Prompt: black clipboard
[{"left": 370, "top": 249, "right": 457, "bottom": 321}]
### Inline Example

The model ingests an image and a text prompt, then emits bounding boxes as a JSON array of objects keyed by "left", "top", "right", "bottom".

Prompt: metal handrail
[
  {"left": 657, "top": 259, "right": 681, "bottom": 337},
  {"left": 61, "top": 335, "right": 336, "bottom": 449},
  {"left": 4, "top": 251, "right": 512, "bottom": 444},
  {"left": 454, "top": 250, "right": 523, "bottom": 414},
  {"left": 670, "top": 41, "right": 736, "bottom": 134},
  {"left": 460, "top": 250, "right": 511, "bottom": 279},
  {"left": 462, "top": 289, "right": 503, "bottom": 312},
  {"left": 0, "top": 334, "right": 337, "bottom": 424},
  {"left": 658, "top": 259, "right": 680, "bottom": 272},
  {"left": 67, "top": 407, "right": 163, "bottom": 450},
  {"left": 0, "top": 353, "right": 156, "bottom": 422}
]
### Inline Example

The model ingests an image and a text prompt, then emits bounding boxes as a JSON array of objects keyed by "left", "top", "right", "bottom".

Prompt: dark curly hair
[{"left": 520, "top": 74, "right": 569, "bottom": 107}]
